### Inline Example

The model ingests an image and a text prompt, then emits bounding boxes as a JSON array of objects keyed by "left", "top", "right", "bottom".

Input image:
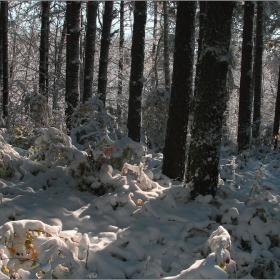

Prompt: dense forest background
[{"left": 0, "top": 1, "right": 280, "bottom": 196}]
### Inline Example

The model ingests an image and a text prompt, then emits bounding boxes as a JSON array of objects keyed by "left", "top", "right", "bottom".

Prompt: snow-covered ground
[{"left": 0, "top": 128, "right": 280, "bottom": 279}]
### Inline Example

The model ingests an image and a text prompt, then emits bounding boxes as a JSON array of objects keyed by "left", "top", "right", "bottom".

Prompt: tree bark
[
  {"left": 127, "top": 1, "right": 147, "bottom": 142},
  {"left": 53, "top": 19, "right": 67, "bottom": 109},
  {"left": 252, "top": 1, "right": 264, "bottom": 140},
  {"left": 186, "top": 1, "right": 235, "bottom": 199},
  {"left": 237, "top": 1, "right": 255, "bottom": 152},
  {"left": 65, "top": 1, "right": 81, "bottom": 130},
  {"left": 273, "top": 64, "right": 280, "bottom": 149},
  {"left": 162, "top": 1, "right": 197, "bottom": 182},
  {"left": 39, "top": 1, "right": 50, "bottom": 100},
  {"left": 117, "top": 1, "right": 124, "bottom": 118},
  {"left": 0, "top": 3, "right": 3, "bottom": 99},
  {"left": 163, "top": 1, "right": 171, "bottom": 92},
  {"left": 83, "top": 1, "right": 98, "bottom": 102},
  {"left": 97, "top": 1, "right": 114, "bottom": 106},
  {"left": 1, "top": 1, "right": 8, "bottom": 119}
]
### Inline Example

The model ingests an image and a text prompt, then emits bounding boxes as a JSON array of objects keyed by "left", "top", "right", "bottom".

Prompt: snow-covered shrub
[
  {"left": 122, "top": 162, "right": 159, "bottom": 191},
  {"left": 71, "top": 97, "right": 118, "bottom": 146},
  {"left": 30, "top": 127, "right": 72, "bottom": 162},
  {"left": 107, "top": 136, "right": 144, "bottom": 170},
  {"left": 29, "top": 93, "right": 49, "bottom": 126},
  {"left": 166, "top": 226, "right": 236, "bottom": 279},
  {"left": 6, "top": 121, "right": 35, "bottom": 150},
  {"left": 0, "top": 152, "right": 15, "bottom": 180},
  {"left": 142, "top": 88, "right": 170, "bottom": 151},
  {"left": 0, "top": 220, "right": 81, "bottom": 279}
]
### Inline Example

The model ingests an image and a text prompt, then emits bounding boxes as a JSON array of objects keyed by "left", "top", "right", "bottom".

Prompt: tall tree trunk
[
  {"left": 53, "top": 19, "right": 67, "bottom": 109},
  {"left": 191, "top": 1, "right": 207, "bottom": 117},
  {"left": 197, "top": 1, "right": 207, "bottom": 64},
  {"left": 127, "top": 1, "right": 147, "bottom": 142},
  {"left": 252, "top": 1, "right": 264, "bottom": 140},
  {"left": 163, "top": 1, "right": 170, "bottom": 92},
  {"left": 117, "top": 1, "right": 124, "bottom": 118},
  {"left": 65, "top": 1, "right": 81, "bottom": 131},
  {"left": 39, "top": 1, "right": 51, "bottom": 100},
  {"left": 162, "top": 1, "right": 197, "bottom": 182},
  {"left": 151, "top": 1, "right": 158, "bottom": 89},
  {"left": 0, "top": 3, "right": 3, "bottom": 100},
  {"left": 2, "top": 1, "right": 8, "bottom": 119},
  {"left": 97, "top": 1, "right": 114, "bottom": 106},
  {"left": 83, "top": 1, "right": 98, "bottom": 102},
  {"left": 186, "top": 2, "right": 235, "bottom": 199},
  {"left": 237, "top": 1, "right": 255, "bottom": 152},
  {"left": 273, "top": 64, "right": 280, "bottom": 149}
]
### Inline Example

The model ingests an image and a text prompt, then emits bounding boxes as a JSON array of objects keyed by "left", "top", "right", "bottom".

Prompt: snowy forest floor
[{"left": 0, "top": 129, "right": 280, "bottom": 279}]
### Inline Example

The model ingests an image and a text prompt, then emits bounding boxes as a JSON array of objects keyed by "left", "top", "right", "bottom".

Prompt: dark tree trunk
[
  {"left": 162, "top": 1, "right": 197, "bottom": 182},
  {"left": 252, "top": 1, "right": 264, "bottom": 140},
  {"left": 65, "top": 1, "right": 81, "bottom": 130},
  {"left": 97, "top": 1, "right": 114, "bottom": 106},
  {"left": 53, "top": 19, "right": 67, "bottom": 109},
  {"left": 127, "top": 1, "right": 147, "bottom": 142},
  {"left": 83, "top": 1, "right": 98, "bottom": 103},
  {"left": 39, "top": 1, "right": 50, "bottom": 100},
  {"left": 0, "top": 3, "right": 3, "bottom": 99},
  {"left": 186, "top": 2, "right": 235, "bottom": 199},
  {"left": 191, "top": 1, "right": 207, "bottom": 116},
  {"left": 117, "top": 0, "right": 124, "bottom": 118},
  {"left": 197, "top": 1, "right": 207, "bottom": 67},
  {"left": 1, "top": 1, "right": 8, "bottom": 119},
  {"left": 237, "top": 1, "right": 255, "bottom": 152},
  {"left": 151, "top": 1, "right": 158, "bottom": 89},
  {"left": 163, "top": 1, "right": 171, "bottom": 92},
  {"left": 273, "top": 65, "right": 280, "bottom": 149}
]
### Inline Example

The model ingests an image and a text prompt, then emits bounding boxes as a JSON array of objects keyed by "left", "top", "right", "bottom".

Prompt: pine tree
[
  {"left": 1, "top": 1, "right": 8, "bottom": 119},
  {"left": 237, "top": 1, "right": 255, "bottom": 152},
  {"left": 162, "top": 1, "right": 197, "bottom": 182},
  {"left": 97, "top": 1, "right": 114, "bottom": 106},
  {"left": 65, "top": 1, "right": 81, "bottom": 130},
  {"left": 83, "top": 1, "right": 98, "bottom": 102},
  {"left": 117, "top": 1, "right": 124, "bottom": 118},
  {"left": 252, "top": 1, "right": 264, "bottom": 140},
  {"left": 186, "top": 2, "right": 235, "bottom": 198},
  {"left": 127, "top": 1, "right": 147, "bottom": 142},
  {"left": 39, "top": 1, "right": 50, "bottom": 100},
  {"left": 273, "top": 64, "right": 280, "bottom": 149}
]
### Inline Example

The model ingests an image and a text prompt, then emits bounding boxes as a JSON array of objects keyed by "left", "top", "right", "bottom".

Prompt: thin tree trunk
[
  {"left": 186, "top": 2, "right": 235, "bottom": 199},
  {"left": 117, "top": 1, "right": 124, "bottom": 118},
  {"left": 97, "top": 1, "right": 114, "bottom": 106},
  {"left": 2, "top": 1, "right": 9, "bottom": 119},
  {"left": 65, "top": 1, "right": 81, "bottom": 130},
  {"left": 0, "top": 3, "right": 3, "bottom": 98},
  {"left": 162, "top": 1, "right": 197, "bottom": 182},
  {"left": 252, "top": 1, "right": 264, "bottom": 140},
  {"left": 163, "top": 1, "right": 170, "bottom": 92},
  {"left": 83, "top": 1, "right": 98, "bottom": 102},
  {"left": 127, "top": 1, "right": 147, "bottom": 142},
  {"left": 53, "top": 19, "right": 67, "bottom": 109},
  {"left": 273, "top": 65, "right": 280, "bottom": 149},
  {"left": 39, "top": 1, "right": 51, "bottom": 100},
  {"left": 237, "top": 1, "right": 255, "bottom": 153}
]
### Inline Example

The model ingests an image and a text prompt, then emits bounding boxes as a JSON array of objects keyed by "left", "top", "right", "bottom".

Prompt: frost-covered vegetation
[{"left": 1, "top": 104, "right": 280, "bottom": 278}]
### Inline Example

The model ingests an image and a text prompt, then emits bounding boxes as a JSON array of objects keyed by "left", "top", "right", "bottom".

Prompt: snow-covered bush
[
  {"left": 0, "top": 220, "right": 81, "bottom": 279},
  {"left": 71, "top": 97, "right": 119, "bottom": 146},
  {"left": 29, "top": 93, "right": 49, "bottom": 127},
  {"left": 30, "top": 127, "right": 72, "bottom": 162},
  {"left": 3, "top": 116, "right": 36, "bottom": 151},
  {"left": 142, "top": 88, "right": 170, "bottom": 151}
]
